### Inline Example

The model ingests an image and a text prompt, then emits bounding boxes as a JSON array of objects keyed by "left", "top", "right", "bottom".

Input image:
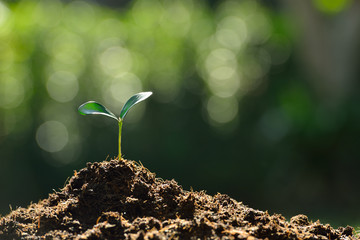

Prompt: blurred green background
[{"left": 1, "top": 0, "right": 360, "bottom": 227}]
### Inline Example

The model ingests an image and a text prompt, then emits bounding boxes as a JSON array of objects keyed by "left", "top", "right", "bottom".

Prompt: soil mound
[{"left": 0, "top": 159, "right": 357, "bottom": 239}]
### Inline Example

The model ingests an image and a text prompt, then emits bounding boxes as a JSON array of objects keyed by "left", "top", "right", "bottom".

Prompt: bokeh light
[
  {"left": 36, "top": 121, "right": 69, "bottom": 152},
  {"left": 46, "top": 71, "right": 79, "bottom": 103},
  {"left": 0, "top": 76, "right": 25, "bottom": 109},
  {"left": 99, "top": 46, "right": 133, "bottom": 77},
  {"left": 206, "top": 95, "right": 238, "bottom": 124}
]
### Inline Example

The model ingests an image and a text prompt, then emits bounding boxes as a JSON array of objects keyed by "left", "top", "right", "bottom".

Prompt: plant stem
[{"left": 118, "top": 119, "right": 123, "bottom": 160}]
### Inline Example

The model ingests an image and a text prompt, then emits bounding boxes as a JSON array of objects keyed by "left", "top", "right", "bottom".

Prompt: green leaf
[
  {"left": 120, "top": 92, "right": 153, "bottom": 120},
  {"left": 78, "top": 101, "right": 118, "bottom": 121}
]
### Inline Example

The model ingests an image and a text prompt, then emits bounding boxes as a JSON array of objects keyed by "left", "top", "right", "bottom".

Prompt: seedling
[{"left": 78, "top": 92, "right": 152, "bottom": 160}]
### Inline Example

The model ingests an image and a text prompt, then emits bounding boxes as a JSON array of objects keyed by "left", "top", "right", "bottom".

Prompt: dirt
[{"left": 0, "top": 159, "right": 358, "bottom": 240}]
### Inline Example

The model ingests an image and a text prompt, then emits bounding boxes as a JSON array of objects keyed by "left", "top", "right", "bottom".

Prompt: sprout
[{"left": 78, "top": 92, "right": 153, "bottom": 160}]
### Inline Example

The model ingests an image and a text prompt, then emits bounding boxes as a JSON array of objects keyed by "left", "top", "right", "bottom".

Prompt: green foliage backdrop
[{"left": 0, "top": 0, "right": 359, "bottom": 226}]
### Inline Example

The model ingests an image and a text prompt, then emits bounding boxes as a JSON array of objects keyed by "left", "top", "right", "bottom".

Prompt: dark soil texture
[{"left": 0, "top": 159, "right": 358, "bottom": 240}]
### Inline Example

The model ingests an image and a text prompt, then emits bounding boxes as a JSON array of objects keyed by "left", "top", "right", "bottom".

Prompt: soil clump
[{"left": 0, "top": 159, "right": 358, "bottom": 239}]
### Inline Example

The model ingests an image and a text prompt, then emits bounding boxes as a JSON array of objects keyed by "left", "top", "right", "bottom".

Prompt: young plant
[{"left": 78, "top": 92, "right": 153, "bottom": 160}]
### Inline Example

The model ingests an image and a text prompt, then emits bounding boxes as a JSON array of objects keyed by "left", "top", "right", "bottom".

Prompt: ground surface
[{"left": 0, "top": 159, "right": 358, "bottom": 239}]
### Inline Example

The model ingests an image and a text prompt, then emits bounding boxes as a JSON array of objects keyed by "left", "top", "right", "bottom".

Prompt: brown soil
[{"left": 0, "top": 159, "right": 358, "bottom": 240}]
